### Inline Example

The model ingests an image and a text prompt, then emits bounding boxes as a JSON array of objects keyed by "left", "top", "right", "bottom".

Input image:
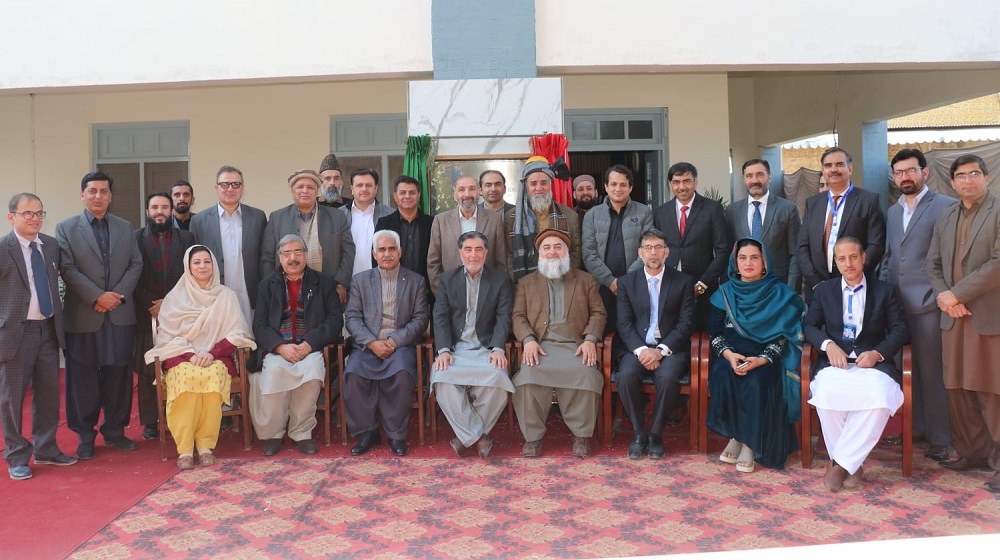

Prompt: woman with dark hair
[
  {"left": 145, "top": 245, "right": 255, "bottom": 469},
  {"left": 706, "top": 238, "right": 805, "bottom": 472}
]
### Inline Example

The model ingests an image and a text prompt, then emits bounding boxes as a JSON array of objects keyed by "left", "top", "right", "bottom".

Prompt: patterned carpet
[{"left": 71, "top": 453, "right": 1000, "bottom": 559}]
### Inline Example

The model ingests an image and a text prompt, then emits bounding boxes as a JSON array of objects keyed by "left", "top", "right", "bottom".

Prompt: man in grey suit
[
  {"left": 879, "top": 148, "right": 957, "bottom": 460},
  {"left": 2, "top": 194, "right": 76, "bottom": 480},
  {"left": 726, "top": 159, "right": 801, "bottom": 289},
  {"left": 427, "top": 175, "right": 507, "bottom": 295},
  {"left": 261, "top": 169, "right": 355, "bottom": 306},
  {"left": 56, "top": 171, "right": 143, "bottom": 459},
  {"left": 344, "top": 230, "right": 430, "bottom": 457},
  {"left": 340, "top": 168, "right": 394, "bottom": 277},
  {"left": 928, "top": 154, "right": 1000, "bottom": 492},
  {"left": 432, "top": 231, "right": 514, "bottom": 459},
  {"left": 190, "top": 165, "right": 267, "bottom": 323}
]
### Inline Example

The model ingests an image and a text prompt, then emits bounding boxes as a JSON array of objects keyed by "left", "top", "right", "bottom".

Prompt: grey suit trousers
[
  {"left": 904, "top": 309, "right": 951, "bottom": 447},
  {"left": 0, "top": 320, "right": 62, "bottom": 466}
]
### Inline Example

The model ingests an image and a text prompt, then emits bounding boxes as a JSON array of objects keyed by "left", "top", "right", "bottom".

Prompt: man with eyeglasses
[
  {"left": 927, "top": 154, "right": 1000, "bottom": 493},
  {"left": 340, "top": 168, "right": 394, "bottom": 277},
  {"left": 260, "top": 170, "right": 355, "bottom": 307},
  {"left": 2, "top": 194, "right": 76, "bottom": 479},
  {"left": 190, "top": 165, "right": 267, "bottom": 323},
  {"left": 878, "top": 148, "right": 957, "bottom": 461},
  {"left": 250, "top": 234, "right": 342, "bottom": 456},
  {"left": 797, "top": 147, "right": 886, "bottom": 303}
]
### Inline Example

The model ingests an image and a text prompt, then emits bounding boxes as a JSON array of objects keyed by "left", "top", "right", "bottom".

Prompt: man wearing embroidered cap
[{"left": 318, "top": 154, "right": 348, "bottom": 208}]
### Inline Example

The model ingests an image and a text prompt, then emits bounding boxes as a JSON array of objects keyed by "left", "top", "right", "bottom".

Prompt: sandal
[
  {"left": 719, "top": 439, "right": 742, "bottom": 464},
  {"left": 736, "top": 445, "right": 755, "bottom": 473},
  {"left": 177, "top": 455, "right": 195, "bottom": 470},
  {"left": 198, "top": 451, "right": 219, "bottom": 467}
]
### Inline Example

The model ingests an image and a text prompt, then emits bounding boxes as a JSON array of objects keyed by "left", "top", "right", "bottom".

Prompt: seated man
[
  {"left": 252, "top": 234, "right": 342, "bottom": 456},
  {"left": 433, "top": 231, "right": 514, "bottom": 459},
  {"left": 615, "top": 228, "right": 695, "bottom": 459},
  {"left": 344, "top": 230, "right": 430, "bottom": 456},
  {"left": 804, "top": 236, "right": 909, "bottom": 492},
  {"left": 512, "top": 229, "right": 607, "bottom": 457}
]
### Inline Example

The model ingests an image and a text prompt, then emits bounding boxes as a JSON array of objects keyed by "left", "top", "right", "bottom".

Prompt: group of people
[{"left": 1, "top": 147, "right": 996, "bottom": 498}]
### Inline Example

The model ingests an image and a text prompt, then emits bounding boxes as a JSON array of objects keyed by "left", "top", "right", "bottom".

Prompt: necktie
[
  {"left": 679, "top": 205, "right": 689, "bottom": 237},
  {"left": 823, "top": 195, "right": 842, "bottom": 256},
  {"left": 31, "top": 241, "right": 53, "bottom": 318},
  {"left": 645, "top": 277, "right": 660, "bottom": 346},
  {"left": 751, "top": 201, "right": 763, "bottom": 240}
]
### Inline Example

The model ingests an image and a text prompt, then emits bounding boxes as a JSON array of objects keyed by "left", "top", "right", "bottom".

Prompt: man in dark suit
[
  {"left": 376, "top": 175, "right": 434, "bottom": 290},
  {"left": 344, "top": 230, "right": 430, "bottom": 457},
  {"left": 261, "top": 169, "right": 355, "bottom": 306},
  {"left": 615, "top": 228, "right": 696, "bottom": 459},
  {"left": 190, "top": 165, "right": 267, "bottom": 323},
  {"left": 56, "top": 171, "right": 143, "bottom": 460},
  {"left": 879, "top": 148, "right": 957, "bottom": 460},
  {"left": 133, "top": 192, "right": 195, "bottom": 441},
  {"left": 169, "top": 180, "right": 196, "bottom": 231},
  {"left": 804, "top": 237, "right": 909, "bottom": 492},
  {"left": 1, "top": 194, "right": 75, "bottom": 480},
  {"left": 797, "top": 147, "right": 886, "bottom": 302},
  {"left": 340, "top": 168, "right": 395, "bottom": 277},
  {"left": 652, "top": 162, "right": 730, "bottom": 331},
  {"left": 432, "top": 231, "right": 514, "bottom": 459},
  {"left": 726, "top": 159, "right": 801, "bottom": 289}
]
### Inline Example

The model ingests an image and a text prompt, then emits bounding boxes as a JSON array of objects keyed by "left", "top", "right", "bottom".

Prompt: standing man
[
  {"left": 133, "top": 192, "right": 195, "bottom": 441},
  {"left": 432, "top": 231, "right": 514, "bottom": 459},
  {"left": 344, "top": 231, "right": 430, "bottom": 457},
  {"left": 797, "top": 147, "right": 885, "bottom": 302},
  {"left": 652, "top": 162, "right": 730, "bottom": 331},
  {"left": 340, "top": 168, "right": 394, "bottom": 277},
  {"left": 375, "top": 175, "right": 434, "bottom": 289},
  {"left": 582, "top": 164, "right": 653, "bottom": 335},
  {"left": 726, "top": 159, "right": 801, "bottom": 289},
  {"left": 927, "top": 154, "right": 1000, "bottom": 493},
  {"left": 170, "top": 180, "right": 196, "bottom": 231},
  {"left": 572, "top": 174, "right": 599, "bottom": 221},
  {"left": 512, "top": 229, "right": 606, "bottom": 457},
  {"left": 261, "top": 169, "right": 355, "bottom": 306},
  {"left": 2, "top": 194, "right": 75, "bottom": 480},
  {"left": 428, "top": 176, "right": 506, "bottom": 295},
  {"left": 190, "top": 165, "right": 267, "bottom": 323},
  {"left": 479, "top": 170, "right": 514, "bottom": 215},
  {"left": 57, "top": 171, "right": 143, "bottom": 459},
  {"left": 615, "top": 229, "right": 696, "bottom": 459},
  {"left": 879, "top": 148, "right": 956, "bottom": 460},
  {"left": 318, "top": 153, "right": 348, "bottom": 208}
]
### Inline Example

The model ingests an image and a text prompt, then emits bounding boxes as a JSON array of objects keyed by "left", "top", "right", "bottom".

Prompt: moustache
[{"left": 287, "top": 260, "right": 301, "bottom": 267}]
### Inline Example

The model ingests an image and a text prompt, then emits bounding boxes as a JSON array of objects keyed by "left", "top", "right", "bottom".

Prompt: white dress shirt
[
  {"left": 218, "top": 204, "right": 252, "bottom": 322},
  {"left": 15, "top": 231, "right": 48, "bottom": 320},
  {"left": 351, "top": 203, "right": 376, "bottom": 275}
]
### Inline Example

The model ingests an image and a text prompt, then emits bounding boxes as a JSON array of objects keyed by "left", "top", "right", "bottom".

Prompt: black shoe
[
  {"left": 648, "top": 435, "right": 666, "bottom": 459},
  {"left": 104, "top": 436, "right": 138, "bottom": 451},
  {"left": 389, "top": 438, "right": 408, "bottom": 456},
  {"left": 881, "top": 434, "right": 903, "bottom": 446},
  {"left": 350, "top": 431, "right": 381, "bottom": 456},
  {"left": 939, "top": 456, "right": 990, "bottom": 471},
  {"left": 924, "top": 445, "right": 951, "bottom": 462},
  {"left": 627, "top": 435, "right": 647, "bottom": 459},
  {"left": 262, "top": 438, "right": 284, "bottom": 456},
  {"left": 142, "top": 424, "right": 158, "bottom": 440},
  {"left": 34, "top": 453, "right": 78, "bottom": 466},
  {"left": 8, "top": 465, "right": 32, "bottom": 480},
  {"left": 985, "top": 473, "right": 1000, "bottom": 494},
  {"left": 294, "top": 438, "right": 318, "bottom": 455},
  {"left": 77, "top": 442, "right": 95, "bottom": 460}
]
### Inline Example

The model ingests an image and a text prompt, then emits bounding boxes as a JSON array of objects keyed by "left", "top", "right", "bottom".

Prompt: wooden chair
[
  {"left": 152, "top": 317, "right": 253, "bottom": 461},
  {"left": 336, "top": 338, "right": 427, "bottom": 446},
  {"left": 799, "top": 343, "right": 913, "bottom": 476},
  {"left": 601, "top": 333, "right": 702, "bottom": 451}
]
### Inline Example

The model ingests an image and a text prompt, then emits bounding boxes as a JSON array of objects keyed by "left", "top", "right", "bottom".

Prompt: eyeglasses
[
  {"left": 641, "top": 244, "right": 667, "bottom": 251},
  {"left": 12, "top": 210, "right": 46, "bottom": 219},
  {"left": 953, "top": 170, "right": 984, "bottom": 182},
  {"left": 278, "top": 249, "right": 306, "bottom": 257},
  {"left": 217, "top": 181, "right": 243, "bottom": 190},
  {"left": 891, "top": 167, "right": 922, "bottom": 177}
]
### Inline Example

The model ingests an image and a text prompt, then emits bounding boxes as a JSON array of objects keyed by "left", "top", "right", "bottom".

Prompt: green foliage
[{"left": 701, "top": 186, "right": 729, "bottom": 212}]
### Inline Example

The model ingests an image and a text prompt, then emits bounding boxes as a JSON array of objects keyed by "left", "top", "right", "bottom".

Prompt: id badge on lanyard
[
  {"left": 843, "top": 284, "right": 862, "bottom": 342},
  {"left": 826, "top": 185, "right": 854, "bottom": 257}
]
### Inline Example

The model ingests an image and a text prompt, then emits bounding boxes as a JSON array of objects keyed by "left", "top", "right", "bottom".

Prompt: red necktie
[{"left": 679, "top": 205, "right": 689, "bottom": 237}]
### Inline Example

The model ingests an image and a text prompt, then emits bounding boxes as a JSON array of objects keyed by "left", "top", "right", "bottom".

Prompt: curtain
[
  {"left": 403, "top": 135, "right": 434, "bottom": 214},
  {"left": 530, "top": 133, "right": 572, "bottom": 207}
]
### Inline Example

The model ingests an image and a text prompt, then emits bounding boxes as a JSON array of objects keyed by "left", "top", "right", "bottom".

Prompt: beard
[
  {"left": 574, "top": 197, "right": 597, "bottom": 210},
  {"left": 174, "top": 202, "right": 190, "bottom": 215},
  {"left": 529, "top": 193, "right": 553, "bottom": 213},
  {"left": 537, "top": 254, "right": 571, "bottom": 280},
  {"left": 899, "top": 181, "right": 921, "bottom": 195},
  {"left": 320, "top": 186, "right": 340, "bottom": 202},
  {"left": 459, "top": 199, "right": 478, "bottom": 213},
  {"left": 148, "top": 218, "right": 171, "bottom": 234}
]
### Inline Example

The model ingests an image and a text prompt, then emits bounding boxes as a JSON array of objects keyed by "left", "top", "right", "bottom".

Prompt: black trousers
[
  {"left": 616, "top": 351, "right": 687, "bottom": 437},
  {"left": 65, "top": 351, "right": 134, "bottom": 443}
]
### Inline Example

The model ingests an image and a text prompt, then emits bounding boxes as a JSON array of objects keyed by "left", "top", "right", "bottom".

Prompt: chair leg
[
  {"left": 802, "top": 408, "right": 813, "bottom": 469},
  {"left": 338, "top": 345, "right": 349, "bottom": 445},
  {"left": 603, "top": 389, "right": 613, "bottom": 447}
]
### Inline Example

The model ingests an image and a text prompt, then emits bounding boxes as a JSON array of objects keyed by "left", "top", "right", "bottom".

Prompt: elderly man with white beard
[{"left": 511, "top": 228, "right": 607, "bottom": 457}]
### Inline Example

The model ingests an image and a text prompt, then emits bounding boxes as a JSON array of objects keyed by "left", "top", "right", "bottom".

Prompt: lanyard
[
  {"left": 826, "top": 184, "right": 853, "bottom": 248},
  {"left": 846, "top": 283, "right": 863, "bottom": 321}
]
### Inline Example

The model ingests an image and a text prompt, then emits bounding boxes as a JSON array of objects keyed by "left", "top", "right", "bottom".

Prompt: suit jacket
[
  {"left": 803, "top": 276, "right": 909, "bottom": 383},
  {"left": 190, "top": 203, "right": 268, "bottom": 307},
  {"left": 428, "top": 207, "right": 507, "bottom": 294},
  {"left": 726, "top": 193, "right": 801, "bottom": 288},
  {"left": 376, "top": 210, "right": 434, "bottom": 281},
  {"left": 615, "top": 266, "right": 696, "bottom": 358},
  {"left": 582, "top": 199, "right": 653, "bottom": 289},
  {"left": 260, "top": 204, "right": 356, "bottom": 289},
  {"left": 652, "top": 194, "right": 731, "bottom": 290},
  {"left": 338, "top": 200, "right": 395, "bottom": 229},
  {"left": 796, "top": 186, "right": 886, "bottom": 291},
  {"left": 512, "top": 268, "right": 606, "bottom": 345},
  {"left": 56, "top": 212, "right": 143, "bottom": 333},
  {"left": 0, "top": 232, "right": 65, "bottom": 360},
  {"left": 927, "top": 192, "right": 1000, "bottom": 335},
  {"left": 433, "top": 266, "right": 513, "bottom": 353},
  {"left": 345, "top": 266, "right": 430, "bottom": 349},
  {"left": 133, "top": 226, "right": 196, "bottom": 334},
  {"left": 880, "top": 190, "right": 957, "bottom": 315}
]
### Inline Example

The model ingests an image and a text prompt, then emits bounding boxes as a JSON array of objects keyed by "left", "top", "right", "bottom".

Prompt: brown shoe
[
  {"left": 824, "top": 461, "right": 848, "bottom": 492},
  {"left": 177, "top": 455, "right": 195, "bottom": 470},
  {"left": 198, "top": 452, "right": 219, "bottom": 467},
  {"left": 475, "top": 435, "right": 495, "bottom": 459},
  {"left": 843, "top": 466, "right": 864, "bottom": 489},
  {"left": 572, "top": 436, "right": 591, "bottom": 458},
  {"left": 522, "top": 440, "right": 543, "bottom": 457},
  {"left": 449, "top": 437, "right": 467, "bottom": 457},
  {"left": 940, "top": 457, "right": 990, "bottom": 471},
  {"left": 984, "top": 472, "right": 1000, "bottom": 494}
]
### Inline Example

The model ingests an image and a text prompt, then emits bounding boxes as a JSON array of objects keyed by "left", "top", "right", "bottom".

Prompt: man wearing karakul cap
[{"left": 318, "top": 154, "right": 349, "bottom": 208}]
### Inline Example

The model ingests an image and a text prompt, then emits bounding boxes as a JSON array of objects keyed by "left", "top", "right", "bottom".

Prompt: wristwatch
[{"left": 695, "top": 284, "right": 706, "bottom": 295}]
